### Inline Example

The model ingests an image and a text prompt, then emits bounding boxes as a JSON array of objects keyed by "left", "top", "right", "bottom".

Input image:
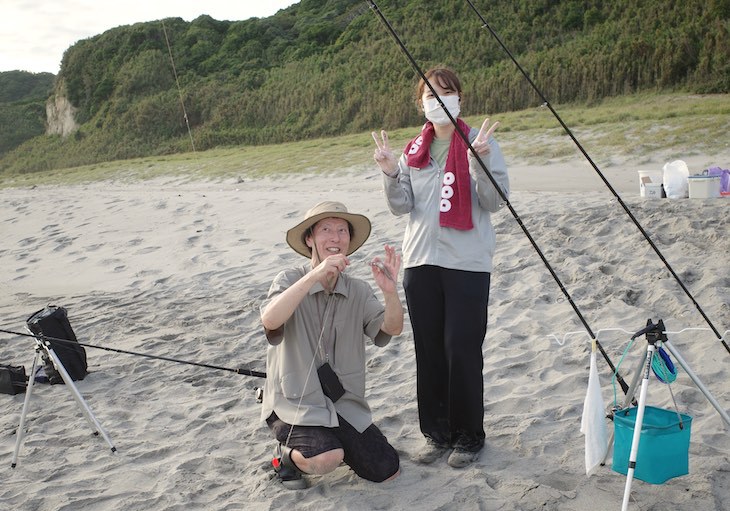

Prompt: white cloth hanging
[{"left": 580, "top": 340, "right": 609, "bottom": 476}]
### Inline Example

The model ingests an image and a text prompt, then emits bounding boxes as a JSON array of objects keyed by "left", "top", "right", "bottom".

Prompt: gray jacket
[{"left": 382, "top": 126, "right": 509, "bottom": 273}]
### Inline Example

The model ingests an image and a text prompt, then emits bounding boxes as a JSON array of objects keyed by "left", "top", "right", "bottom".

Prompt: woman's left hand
[{"left": 470, "top": 117, "right": 500, "bottom": 157}]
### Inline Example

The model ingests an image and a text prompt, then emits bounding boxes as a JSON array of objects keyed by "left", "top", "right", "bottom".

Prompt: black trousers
[{"left": 404, "top": 265, "right": 490, "bottom": 451}]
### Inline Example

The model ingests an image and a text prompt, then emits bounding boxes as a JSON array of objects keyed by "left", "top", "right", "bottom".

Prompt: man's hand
[{"left": 370, "top": 244, "right": 400, "bottom": 294}]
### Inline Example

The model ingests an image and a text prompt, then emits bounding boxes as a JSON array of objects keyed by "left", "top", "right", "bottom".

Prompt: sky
[{"left": 0, "top": 0, "right": 301, "bottom": 74}]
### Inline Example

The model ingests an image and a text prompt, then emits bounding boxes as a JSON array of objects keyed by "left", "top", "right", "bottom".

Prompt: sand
[{"left": 1, "top": 155, "right": 728, "bottom": 510}]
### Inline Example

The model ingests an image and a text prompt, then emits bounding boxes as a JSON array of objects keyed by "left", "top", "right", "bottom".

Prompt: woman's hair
[{"left": 414, "top": 67, "right": 462, "bottom": 109}]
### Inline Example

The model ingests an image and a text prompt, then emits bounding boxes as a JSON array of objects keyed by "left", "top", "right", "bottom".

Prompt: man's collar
[{"left": 308, "top": 273, "right": 349, "bottom": 297}]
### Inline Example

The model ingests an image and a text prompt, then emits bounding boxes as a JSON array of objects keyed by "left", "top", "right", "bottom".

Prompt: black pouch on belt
[{"left": 317, "top": 362, "right": 345, "bottom": 402}]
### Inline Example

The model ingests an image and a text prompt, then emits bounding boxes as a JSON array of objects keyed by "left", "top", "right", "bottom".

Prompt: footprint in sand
[
  {"left": 136, "top": 246, "right": 160, "bottom": 255},
  {"left": 53, "top": 236, "right": 75, "bottom": 252}
]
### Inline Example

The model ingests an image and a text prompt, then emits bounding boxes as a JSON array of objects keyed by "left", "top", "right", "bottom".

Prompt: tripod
[
  {"left": 609, "top": 320, "right": 730, "bottom": 510},
  {"left": 11, "top": 331, "right": 116, "bottom": 468}
]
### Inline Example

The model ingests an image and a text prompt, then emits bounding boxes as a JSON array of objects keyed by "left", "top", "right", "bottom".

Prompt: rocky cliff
[{"left": 45, "top": 79, "right": 78, "bottom": 137}]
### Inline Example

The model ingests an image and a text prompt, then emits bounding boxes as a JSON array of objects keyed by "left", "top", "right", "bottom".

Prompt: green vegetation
[
  {"left": 0, "top": 71, "right": 55, "bottom": 154},
  {"left": 2, "top": 92, "right": 727, "bottom": 189},
  {"left": 1, "top": 0, "right": 728, "bottom": 177}
]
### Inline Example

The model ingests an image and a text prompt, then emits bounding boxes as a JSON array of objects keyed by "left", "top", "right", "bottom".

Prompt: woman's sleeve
[
  {"left": 382, "top": 153, "right": 415, "bottom": 215},
  {"left": 470, "top": 138, "right": 509, "bottom": 212}
]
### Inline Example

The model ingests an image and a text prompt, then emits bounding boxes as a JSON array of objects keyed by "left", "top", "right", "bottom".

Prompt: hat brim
[{"left": 286, "top": 211, "right": 371, "bottom": 258}]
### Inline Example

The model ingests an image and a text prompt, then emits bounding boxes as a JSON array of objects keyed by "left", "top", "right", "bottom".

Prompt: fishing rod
[
  {"left": 463, "top": 0, "right": 729, "bottom": 357},
  {"left": 161, "top": 19, "right": 196, "bottom": 153},
  {"left": 365, "top": 0, "right": 630, "bottom": 394},
  {"left": 0, "top": 328, "right": 266, "bottom": 378}
]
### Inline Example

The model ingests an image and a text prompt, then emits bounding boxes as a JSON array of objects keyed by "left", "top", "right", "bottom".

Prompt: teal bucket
[{"left": 612, "top": 405, "right": 692, "bottom": 484}]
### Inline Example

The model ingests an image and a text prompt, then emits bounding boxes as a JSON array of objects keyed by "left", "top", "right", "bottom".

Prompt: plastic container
[
  {"left": 644, "top": 183, "right": 664, "bottom": 199},
  {"left": 638, "top": 170, "right": 663, "bottom": 197},
  {"left": 707, "top": 167, "right": 730, "bottom": 194},
  {"left": 688, "top": 175, "right": 721, "bottom": 198},
  {"left": 612, "top": 405, "right": 692, "bottom": 484}
]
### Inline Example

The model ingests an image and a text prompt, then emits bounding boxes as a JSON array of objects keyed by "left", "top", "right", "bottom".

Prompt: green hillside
[
  {"left": 1, "top": 0, "right": 728, "bottom": 176},
  {"left": 0, "top": 71, "right": 55, "bottom": 155}
]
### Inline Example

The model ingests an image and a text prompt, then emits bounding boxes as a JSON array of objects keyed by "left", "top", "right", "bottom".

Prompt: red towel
[{"left": 404, "top": 119, "right": 473, "bottom": 230}]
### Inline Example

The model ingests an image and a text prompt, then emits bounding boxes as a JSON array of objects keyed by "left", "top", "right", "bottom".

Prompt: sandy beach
[{"left": 1, "top": 154, "right": 728, "bottom": 510}]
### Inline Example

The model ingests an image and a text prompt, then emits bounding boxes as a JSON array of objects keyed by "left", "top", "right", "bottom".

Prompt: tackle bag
[
  {"left": 0, "top": 364, "right": 27, "bottom": 395},
  {"left": 26, "top": 305, "right": 88, "bottom": 384}
]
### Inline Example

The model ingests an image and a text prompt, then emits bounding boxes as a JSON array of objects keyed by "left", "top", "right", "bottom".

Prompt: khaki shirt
[{"left": 260, "top": 265, "right": 391, "bottom": 433}]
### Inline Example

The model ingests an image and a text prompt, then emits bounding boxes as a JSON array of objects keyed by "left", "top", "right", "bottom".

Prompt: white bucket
[
  {"left": 638, "top": 170, "right": 663, "bottom": 197},
  {"left": 688, "top": 175, "right": 721, "bottom": 198},
  {"left": 644, "top": 183, "right": 664, "bottom": 199}
]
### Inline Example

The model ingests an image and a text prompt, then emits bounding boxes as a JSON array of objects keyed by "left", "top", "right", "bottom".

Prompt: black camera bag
[
  {"left": 317, "top": 362, "right": 345, "bottom": 402},
  {"left": 26, "top": 305, "right": 88, "bottom": 384}
]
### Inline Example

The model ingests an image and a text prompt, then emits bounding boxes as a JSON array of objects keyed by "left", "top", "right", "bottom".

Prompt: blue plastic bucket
[{"left": 612, "top": 405, "right": 692, "bottom": 484}]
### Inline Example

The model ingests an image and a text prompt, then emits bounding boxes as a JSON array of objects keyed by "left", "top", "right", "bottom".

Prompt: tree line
[{"left": 1, "top": 0, "right": 728, "bottom": 174}]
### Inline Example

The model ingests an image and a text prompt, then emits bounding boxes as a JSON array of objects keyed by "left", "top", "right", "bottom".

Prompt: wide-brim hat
[{"left": 286, "top": 201, "right": 371, "bottom": 258}]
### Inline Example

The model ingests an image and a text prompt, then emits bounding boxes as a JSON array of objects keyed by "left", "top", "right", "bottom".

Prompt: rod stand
[
  {"left": 617, "top": 319, "right": 729, "bottom": 510},
  {"left": 620, "top": 319, "right": 664, "bottom": 510}
]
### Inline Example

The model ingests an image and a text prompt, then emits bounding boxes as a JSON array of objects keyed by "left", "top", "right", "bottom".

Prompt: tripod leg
[
  {"left": 12, "top": 350, "right": 41, "bottom": 468},
  {"left": 44, "top": 345, "right": 116, "bottom": 453},
  {"left": 621, "top": 345, "right": 654, "bottom": 511},
  {"left": 663, "top": 341, "right": 730, "bottom": 427}
]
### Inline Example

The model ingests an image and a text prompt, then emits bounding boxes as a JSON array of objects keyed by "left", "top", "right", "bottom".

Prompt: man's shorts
[{"left": 267, "top": 412, "right": 399, "bottom": 483}]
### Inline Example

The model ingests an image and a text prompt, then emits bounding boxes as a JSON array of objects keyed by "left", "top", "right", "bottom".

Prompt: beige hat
[{"left": 286, "top": 201, "right": 371, "bottom": 258}]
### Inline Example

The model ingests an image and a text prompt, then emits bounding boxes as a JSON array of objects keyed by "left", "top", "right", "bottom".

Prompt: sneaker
[
  {"left": 447, "top": 447, "right": 481, "bottom": 468},
  {"left": 272, "top": 444, "right": 308, "bottom": 490},
  {"left": 413, "top": 438, "right": 450, "bottom": 465}
]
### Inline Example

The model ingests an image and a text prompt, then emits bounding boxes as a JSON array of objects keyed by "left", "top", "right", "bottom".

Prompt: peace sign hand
[
  {"left": 372, "top": 130, "right": 398, "bottom": 175},
  {"left": 470, "top": 117, "right": 500, "bottom": 158}
]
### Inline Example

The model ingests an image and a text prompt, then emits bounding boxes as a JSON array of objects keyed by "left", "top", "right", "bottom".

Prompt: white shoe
[
  {"left": 447, "top": 448, "right": 480, "bottom": 468},
  {"left": 413, "top": 438, "right": 450, "bottom": 465}
]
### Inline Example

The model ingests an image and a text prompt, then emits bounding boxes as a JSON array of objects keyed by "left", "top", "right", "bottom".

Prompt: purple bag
[{"left": 707, "top": 167, "right": 730, "bottom": 193}]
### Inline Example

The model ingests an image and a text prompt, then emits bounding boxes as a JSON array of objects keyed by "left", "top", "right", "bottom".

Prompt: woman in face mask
[{"left": 370, "top": 66, "right": 510, "bottom": 469}]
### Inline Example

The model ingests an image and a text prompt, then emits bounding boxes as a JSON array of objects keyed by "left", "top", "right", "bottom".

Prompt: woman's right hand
[{"left": 372, "top": 130, "right": 398, "bottom": 175}]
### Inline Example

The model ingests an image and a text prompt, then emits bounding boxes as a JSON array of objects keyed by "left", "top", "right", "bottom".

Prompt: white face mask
[{"left": 423, "top": 95, "right": 460, "bottom": 125}]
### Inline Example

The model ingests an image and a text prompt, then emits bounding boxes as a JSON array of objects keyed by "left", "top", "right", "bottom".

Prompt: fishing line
[
  {"left": 161, "top": 19, "right": 197, "bottom": 153},
  {"left": 282, "top": 293, "right": 335, "bottom": 450},
  {"left": 463, "top": 0, "right": 729, "bottom": 356},
  {"left": 0, "top": 327, "right": 266, "bottom": 378},
  {"left": 549, "top": 327, "right": 729, "bottom": 348},
  {"left": 365, "top": 0, "right": 630, "bottom": 394}
]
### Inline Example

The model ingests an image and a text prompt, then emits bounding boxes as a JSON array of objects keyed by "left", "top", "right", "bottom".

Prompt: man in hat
[{"left": 260, "top": 200, "right": 403, "bottom": 489}]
